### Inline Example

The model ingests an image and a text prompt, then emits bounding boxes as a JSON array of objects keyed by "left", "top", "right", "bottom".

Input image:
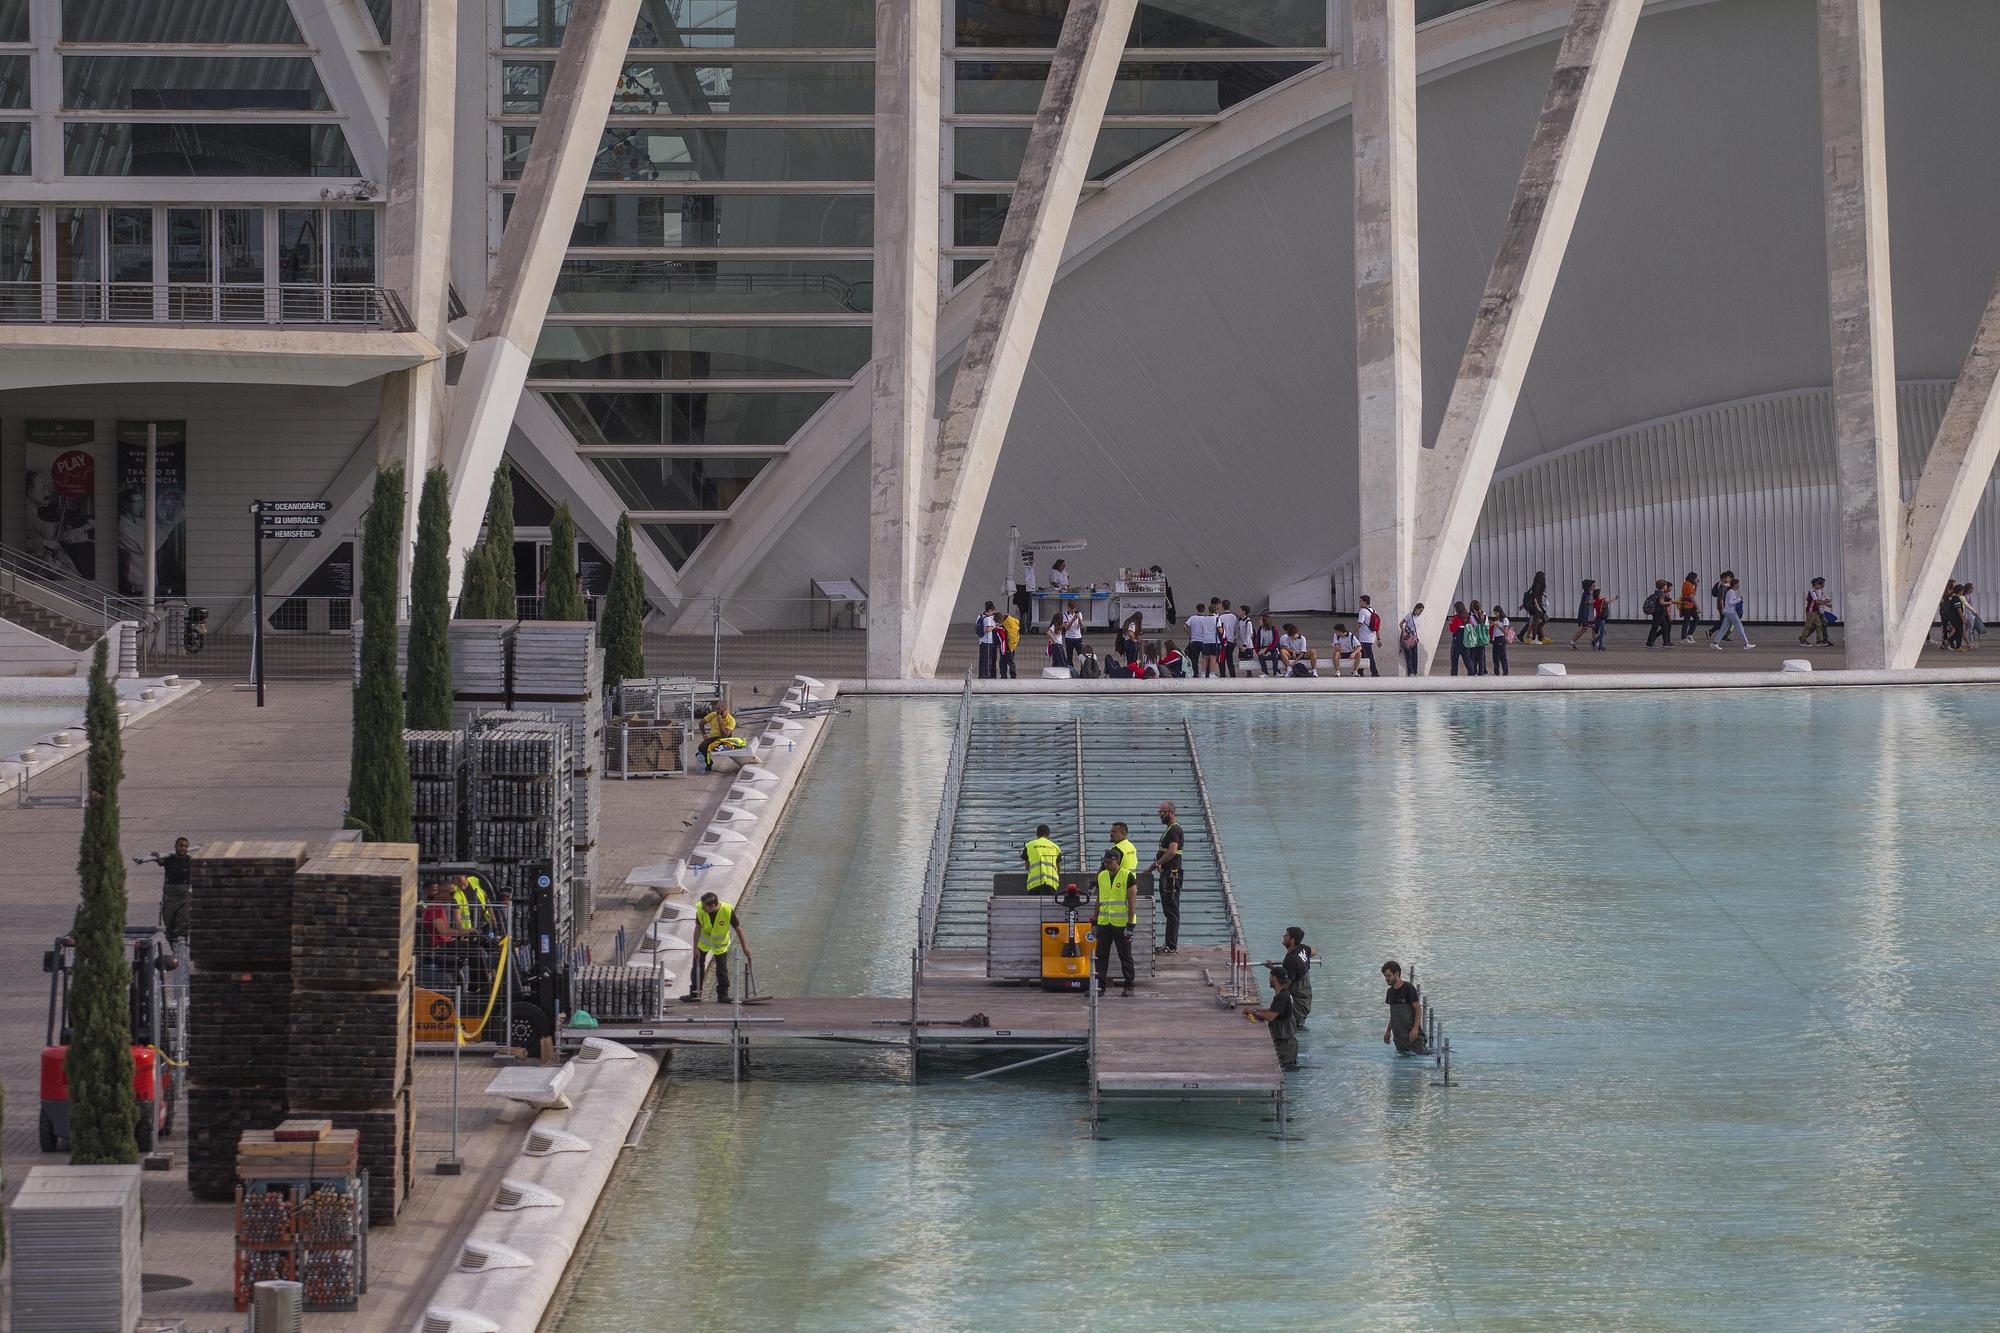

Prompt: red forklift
[{"left": 40, "top": 926, "right": 188, "bottom": 1153}]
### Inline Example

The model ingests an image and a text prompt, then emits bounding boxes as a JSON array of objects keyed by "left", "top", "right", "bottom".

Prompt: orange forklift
[{"left": 40, "top": 926, "right": 187, "bottom": 1153}]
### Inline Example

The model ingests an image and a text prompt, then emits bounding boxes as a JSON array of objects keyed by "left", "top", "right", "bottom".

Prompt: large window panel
[
  {"left": 0, "top": 123, "right": 25, "bottom": 175},
  {"left": 64, "top": 123, "right": 359, "bottom": 176},
  {"left": 503, "top": 0, "right": 872, "bottom": 49},
  {"left": 0, "top": 0, "right": 24, "bottom": 42},
  {"left": 503, "top": 127, "right": 873, "bottom": 182},
  {"left": 65, "top": 56, "right": 331, "bottom": 111},
  {"left": 552, "top": 259, "right": 872, "bottom": 316},
  {"left": 591, "top": 457, "right": 771, "bottom": 512},
  {"left": 64, "top": 0, "right": 304, "bottom": 44},
  {"left": 955, "top": 59, "right": 1314, "bottom": 115},
  {"left": 564, "top": 192, "right": 873, "bottom": 249},
  {"left": 957, "top": 0, "right": 1326, "bottom": 49},
  {"left": 504, "top": 60, "right": 873, "bottom": 116},
  {"left": 0, "top": 55, "right": 28, "bottom": 110},
  {"left": 545, "top": 391, "right": 833, "bottom": 448},
  {"left": 530, "top": 324, "right": 873, "bottom": 381},
  {"left": 0, "top": 208, "right": 38, "bottom": 315},
  {"left": 53, "top": 208, "right": 100, "bottom": 281},
  {"left": 330, "top": 210, "right": 376, "bottom": 284},
  {"left": 954, "top": 194, "right": 1011, "bottom": 248},
  {"left": 639, "top": 521, "right": 717, "bottom": 570},
  {"left": 954, "top": 125, "right": 1187, "bottom": 181}
]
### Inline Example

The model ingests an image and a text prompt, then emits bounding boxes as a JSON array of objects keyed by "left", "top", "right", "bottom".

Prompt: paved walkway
[{"left": 0, "top": 681, "right": 721, "bottom": 1331}]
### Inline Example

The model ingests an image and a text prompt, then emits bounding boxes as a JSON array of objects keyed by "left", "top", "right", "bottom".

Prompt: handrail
[
  {"left": 0, "top": 541, "right": 164, "bottom": 640},
  {"left": 0, "top": 280, "right": 416, "bottom": 331},
  {"left": 1072, "top": 718, "right": 1087, "bottom": 878},
  {"left": 1181, "top": 718, "right": 1252, "bottom": 1004},
  {"left": 915, "top": 668, "right": 975, "bottom": 968}
]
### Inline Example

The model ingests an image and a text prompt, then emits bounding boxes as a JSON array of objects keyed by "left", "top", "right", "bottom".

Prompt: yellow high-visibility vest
[
  {"left": 1094, "top": 868, "right": 1132, "bottom": 928},
  {"left": 451, "top": 878, "right": 490, "bottom": 931},
  {"left": 1023, "top": 837, "right": 1062, "bottom": 892},
  {"left": 1113, "top": 838, "right": 1139, "bottom": 876},
  {"left": 695, "top": 901, "right": 734, "bottom": 955},
  {"left": 702, "top": 708, "right": 735, "bottom": 741}
]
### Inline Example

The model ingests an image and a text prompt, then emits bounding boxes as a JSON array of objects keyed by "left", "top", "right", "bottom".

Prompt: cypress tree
[
  {"left": 484, "top": 456, "right": 516, "bottom": 615},
  {"left": 69, "top": 639, "right": 137, "bottom": 1166},
  {"left": 406, "top": 464, "right": 453, "bottom": 730},
  {"left": 458, "top": 543, "right": 500, "bottom": 620},
  {"left": 543, "top": 502, "right": 588, "bottom": 621},
  {"left": 348, "top": 464, "right": 414, "bottom": 842},
  {"left": 602, "top": 513, "right": 646, "bottom": 690}
]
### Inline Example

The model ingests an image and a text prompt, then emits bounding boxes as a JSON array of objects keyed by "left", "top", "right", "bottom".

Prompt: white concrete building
[{"left": 2, "top": 0, "right": 1997, "bottom": 673}]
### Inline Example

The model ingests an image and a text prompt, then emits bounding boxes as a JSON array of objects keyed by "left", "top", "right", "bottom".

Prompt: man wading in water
[{"left": 1382, "top": 960, "right": 1429, "bottom": 1055}]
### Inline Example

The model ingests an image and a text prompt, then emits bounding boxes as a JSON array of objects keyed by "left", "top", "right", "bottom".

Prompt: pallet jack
[{"left": 1039, "top": 883, "right": 1094, "bottom": 992}]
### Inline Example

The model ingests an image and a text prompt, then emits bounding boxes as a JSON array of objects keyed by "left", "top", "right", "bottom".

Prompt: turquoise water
[
  {"left": 0, "top": 700, "right": 85, "bottom": 757},
  {"left": 559, "top": 690, "right": 2000, "bottom": 1330}
]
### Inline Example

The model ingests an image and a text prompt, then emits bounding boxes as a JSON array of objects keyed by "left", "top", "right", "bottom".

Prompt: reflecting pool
[{"left": 557, "top": 689, "right": 2000, "bottom": 1330}]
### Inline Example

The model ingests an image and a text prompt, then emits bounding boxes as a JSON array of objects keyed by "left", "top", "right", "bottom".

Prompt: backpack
[
  {"left": 1463, "top": 618, "right": 1489, "bottom": 649},
  {"left": 1400, "top": 621, "right": 1419, "bottom": 649},
  {"left": 1711, "top": 581, "right": 1725, "bottom": 601},
  {"left": 1642, "top": 592, "right": 1660, "bottom": 615}
]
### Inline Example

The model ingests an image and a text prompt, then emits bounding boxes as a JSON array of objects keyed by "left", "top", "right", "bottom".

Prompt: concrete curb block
[
  {"left": 414, "top": 1040, "right": 660, "bottom": 1333},
  {"left": 0, "top": 675, "right": 201, "bottom": 797},
  {"left": 841, "top": 667, "right": 2000, "bottom": 696}
]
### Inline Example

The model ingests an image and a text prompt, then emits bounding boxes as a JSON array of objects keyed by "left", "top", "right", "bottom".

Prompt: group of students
[
  {"left": 1936, "top": 580, "right": 1987, "bottom": 650},
  {"left": 1045, "top": 598, "right": 1392, "bottom": 681}
]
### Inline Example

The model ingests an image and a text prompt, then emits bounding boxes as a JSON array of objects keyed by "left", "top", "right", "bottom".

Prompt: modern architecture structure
[{"left": 2, "top": 0, "right": 1997, "bottom": 674}]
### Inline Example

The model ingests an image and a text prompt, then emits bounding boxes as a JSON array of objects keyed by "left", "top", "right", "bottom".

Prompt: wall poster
[
  {"left": 117, "top": 421, "right": 189, "bottom": 598},
  {"left": 24, "top": 419, "right": 98, "bottom": 582}
]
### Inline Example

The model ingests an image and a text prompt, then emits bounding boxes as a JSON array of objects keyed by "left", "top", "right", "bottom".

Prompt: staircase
[
  {"left": 934, "top": 718, "right": 1080, "bottom": 949},
  {"left": 0, "top": 587, "right": 100, "bottom": 651}
]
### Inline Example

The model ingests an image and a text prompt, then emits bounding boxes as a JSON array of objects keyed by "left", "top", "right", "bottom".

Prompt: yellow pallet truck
[{"left": 1040, "top": 884, "right": 1094, "bottom": 991}]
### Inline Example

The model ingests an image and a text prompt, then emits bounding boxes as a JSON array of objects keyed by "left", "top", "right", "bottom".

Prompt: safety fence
[
  {"left": 916, "top": 670, "right": 975, "bottom": 961},
  {"left": 410, "top": 889, "right": 516, "bottom": 1172},
  {"left": 1182, "top": 718, "right": 1253, "bottom": 1006}
]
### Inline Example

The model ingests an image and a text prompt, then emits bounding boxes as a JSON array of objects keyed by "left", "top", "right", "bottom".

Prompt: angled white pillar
[
  {"left": 906, "top": 0, "right": 1137, "bottom": 677},
  {"left": 1818, "top": 0, "right": 1900, "bottom": 670},
  {"left": 288, "top": 0, "right": 391, "bottom": 184},
  {"left": 374, "top": 0, "right": 456, "bottom": 597},
  {"left": 1408, "top": 0, "right": 1642, "bottom": 673},
  {"left": 865, "top": 0, "right": 943, "bottom": 681},
  {"left": 1352, "top": 0, "right": 1421, "bottom": 662},
  {"left": 1889, "top": 272, "right": 2000, "bottom": 668},
  {"left": 442, "top": 0, "right": 643, "bottom": 593}
]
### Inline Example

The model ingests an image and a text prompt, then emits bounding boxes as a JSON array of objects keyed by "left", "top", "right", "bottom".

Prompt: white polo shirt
[
  {"left": 1187, "top": 613, "right": 1216, "bottom": 645},
  {"left": 1355, "top": 607, "right": 1380, "bottom": 643}
]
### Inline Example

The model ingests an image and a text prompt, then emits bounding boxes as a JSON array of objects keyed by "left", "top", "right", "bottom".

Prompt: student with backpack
[
  {"left": 1644, "top": 579, "right": 1674, "bottom": 647},
  {"left": 975, "top": 602, "right": 1001, "bottom": 678},
  {"left": 1399, "top": 604, "right": 1424, "bottom": 676},
  {"left": 1447, "top": 602, "right": 1471, "bottom": 675},
  {"left": 1521, "top": 571, "right": 1551, "bottom": 644},
  {"left": 1463, "top": 600, "right": 1490, "bottom": 674},
  {"left": 1679, "top": 571, "right": 1701, "bottom": 641},
  {"left": 1709, "top": 571, "right": 1736, "bottom": 642},
  {"left": 1710, "top": 575, "right": 1754, "bottom": 650},
  {"left": 1590, "top": 587, "right": 1616, "bottom": 650},
  {"left": 1569, "top": 579, "right": 1597, "bottom": 649}
]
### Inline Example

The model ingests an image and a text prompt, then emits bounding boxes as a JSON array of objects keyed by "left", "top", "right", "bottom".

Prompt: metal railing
[
  {"left": 916, "top": 669, "right": 975, "bottom": 963},
  {"left": 1181, "top": 718, "right": 1252, "bottom": 1005},
  {"left": 0, "top": 541, "right": 166, "bottom": 646},
  {"left": 0, "top": 280, "right": 415, "bottom": 331}
]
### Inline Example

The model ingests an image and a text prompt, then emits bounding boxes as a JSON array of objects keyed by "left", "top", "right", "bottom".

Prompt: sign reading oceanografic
[{"left": 259, "top": 500, "right": 331, "bottom": 513}]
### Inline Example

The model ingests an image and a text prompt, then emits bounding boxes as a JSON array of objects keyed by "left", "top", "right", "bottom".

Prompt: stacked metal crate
[
  {"left": 467, "top": 712, "right": 572, "bottom": 905},
  {"left": 187, "top": 841, "right": 309, "bottom": 1201},
  {"left": 405, "top": 730, "right": 464, "bottom": 864},
  {"left": 6, "top": 1165, "right": 144, "bottom": 1333},
  {"left": 511, "top": 621, "right": 602, "bottom": 931}
]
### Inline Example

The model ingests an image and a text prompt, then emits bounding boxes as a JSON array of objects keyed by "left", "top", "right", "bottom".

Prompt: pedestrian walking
[
  {"left": 1569, "top": 579, "right": 1597, "bottom": 649},
  {"left": 1382, "top": 961, "right": 1429, "bottom": 1055},
  {"left": 1061, "top": 602, "right": 1085, "bottom": 664},
  {"left": 1400, "top": 604, "right": 1424, "bottom": 675},
  {"left": 1709, "top": 570, "right": 1736, "bottom": 642},
  {"left": 1145, "top": 801, "right": 1183, "bottom": 954},
  {"left": 1488, "top": 603, "right": 1513, "bottom": 675},
  {"left": 1710, "top": 575, "right": 1754, "bottom": 649},
  {"left": 1940, "top": 581, "right": 1967, "bottom": 649},
  {"left": 1355, "top": 594, "right": 1384, "bottom": 676},
  {"left": 1962, "top": 583, "right": 1984, "bottom": 647},
  {"left": 1679, "top": 571, "right": 1701, "bottom": 641},
  {"left": 976, "top": 601, "right": 1001, "bottom": 678},
  {"left": 1521, "top": 571, "right": 1551, "bottom": 644},
  {"left": 1799, "top": 577, "right": 1833, "bottom": 646},
  {"left": 1645, "top": 579, "right": 1674, "bottom": 647},
  {"left": 1591, "top": 586, "right": 1616, "bottom": 650}
]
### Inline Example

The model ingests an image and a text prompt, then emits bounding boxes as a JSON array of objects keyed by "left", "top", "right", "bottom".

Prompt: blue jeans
[{"left": 1711, "top": 611, "right": 1747, "bottom": 644}]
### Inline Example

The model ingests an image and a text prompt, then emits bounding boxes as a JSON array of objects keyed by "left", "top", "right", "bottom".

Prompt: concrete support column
[
  {"left": 1351, "top": 0, "right": 1421, "bottom": 659},
  {"left": 907, "top": 0, "right": 1137, "bottom": 677},
  {"left": 866, "top": 0, "right": 943, "bottom": 681},
  {"left": 1818, "top": 0, "right": 1900, "bottom": 669},
  {"left": 1888, "top": 273, "right": 2000, "bottom": 667},
  {"left": 375, "top": 0, "right": 456, "bottom": 598},
  {"left": 1408, "top": 0, "right": 1641, "bottom": 673},
  {"left": 441, "top": 0, "right": 644, "bottom": 592}
]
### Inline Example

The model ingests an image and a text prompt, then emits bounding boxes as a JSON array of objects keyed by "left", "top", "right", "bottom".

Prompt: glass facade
[
  {"left": 0, "top": 55, "right": 27, "bottom": 109},
  {"left": 547, "top": 392, "right": 834, "bottom": 449},
  {"left": 954, "top": 125, "right": 1188, "bottom": 182},
  {"left": 529, "top": 325, "right": 874, "bottom": 382},
  {"left": 550, "top": 259, "right": 872, "bottom": 316},
  {"left": 64, "top": 123, "right": 359, "bottom": 177},
  {"left": 641, "top": 522, "right": 719, "bottom": 570},
  {"left": 502, "top": 127, "right": 875, "bottom": 183},
  {"left": 65, "top": 56, "right": 332, "bottom": 111},
  {"left": 956, "top": 0, "right": 1328, "bottom": 48},
  {"left": 502, "top": 0, "right": 874, "bottom": 50},
  {"left": 504, "top": 60, "right": 875, "bottom": 116},
  {"left": 592, "top": 457, "right": 771, "bottom": 512},
  {"left": 955, "top": 60, "right": 1315, "bottom": 115},
  {"left": 563, "top": 193, "right": 873, "bottom": 249},
  {"left": 63, "top": 0, "right": 305, "bottom": 44},
  {"left": 0, "top": 0, "right": 24, "bottom": 42}
]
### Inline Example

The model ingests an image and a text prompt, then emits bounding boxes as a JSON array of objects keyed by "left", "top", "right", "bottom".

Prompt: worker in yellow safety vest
[
  {"left": 1092, "top": 850, "right": 1136, "bottom": 995},
  {"left": 1022, "top": 825, "right": 1063, "bottom": 893},
  {"left": 682, "top": 891, "right": 751, "bottom": 1003},
  {"left": 699, "top": 705, "right": 744, "bottom": 771},
  {"left": 1108, "top": 822, "right": 1140, "bottom": 879},
  {"left": 450, "top": 873, "right": 494, "bottom": 934}
]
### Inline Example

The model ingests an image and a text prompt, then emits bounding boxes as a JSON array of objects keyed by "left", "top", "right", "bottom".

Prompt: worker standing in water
[
  {"left": 1144, "top": 803, "right": 1183, "bottom": 954},
  {"left": 1382, "top": 960, "right": 1428, "bottom": 1054},
  {"left": 1244, "top": 968, "right": 1300, "bottom": 1070},
  {"left": 1092, "top": 850, "right": 1135, "bottom": 996},
  {"left": 1022, "top": 825, "right": 1063, "bottom": 893},
  {"left": 1278, "top": 927, "right": 1314, "bottom": 1030},
  {"left": 682, "top": 892, "right": 752, "bottom": 1003}
]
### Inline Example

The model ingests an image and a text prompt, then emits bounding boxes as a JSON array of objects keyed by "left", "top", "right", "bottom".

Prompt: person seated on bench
[
  {"left": 1278, "top": 623, "right": 1318, "bottom": 676},
  {"left": 1158, "top": 639, "right": 1186, "bottom": 677},
  {"left": 1330, "top": 624, "right": 1364, "bottom": 676}
]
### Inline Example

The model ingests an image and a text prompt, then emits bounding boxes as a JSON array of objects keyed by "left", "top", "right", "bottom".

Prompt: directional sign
[
  {"left": 259, "top": 500, "right": 331, "bottom": 513},
  {"left": 260, "top": 528, "right": 323, "bottom": 540},
  {"left": 260, "top": 514, "right": 324, "bottom": 527}
]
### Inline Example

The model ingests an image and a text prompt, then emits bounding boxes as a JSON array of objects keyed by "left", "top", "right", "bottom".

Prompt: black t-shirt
[
  {"left": 1157, "top": 822, "right": 1183, "bottom": 873},
  {"left": 162, "top": 852, "right": 192, "bottom": 886},
  {"left": 1283, "top": 946, "right": 1311, "bottom": 989},
  {"left": 1385, "top": 980, "right": 1420, "bottom": 1009},
  {"left": 1268, "top": 987, "right": 1297, "bottom": 1038}
]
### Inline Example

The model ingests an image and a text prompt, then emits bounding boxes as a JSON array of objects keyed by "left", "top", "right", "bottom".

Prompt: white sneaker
[
  {"left": 1742, "top": 642, "right": 1756, "bottom": 650},
  {"left": 1712, "top": 642, "right": 1722, "bottom": 650}
]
